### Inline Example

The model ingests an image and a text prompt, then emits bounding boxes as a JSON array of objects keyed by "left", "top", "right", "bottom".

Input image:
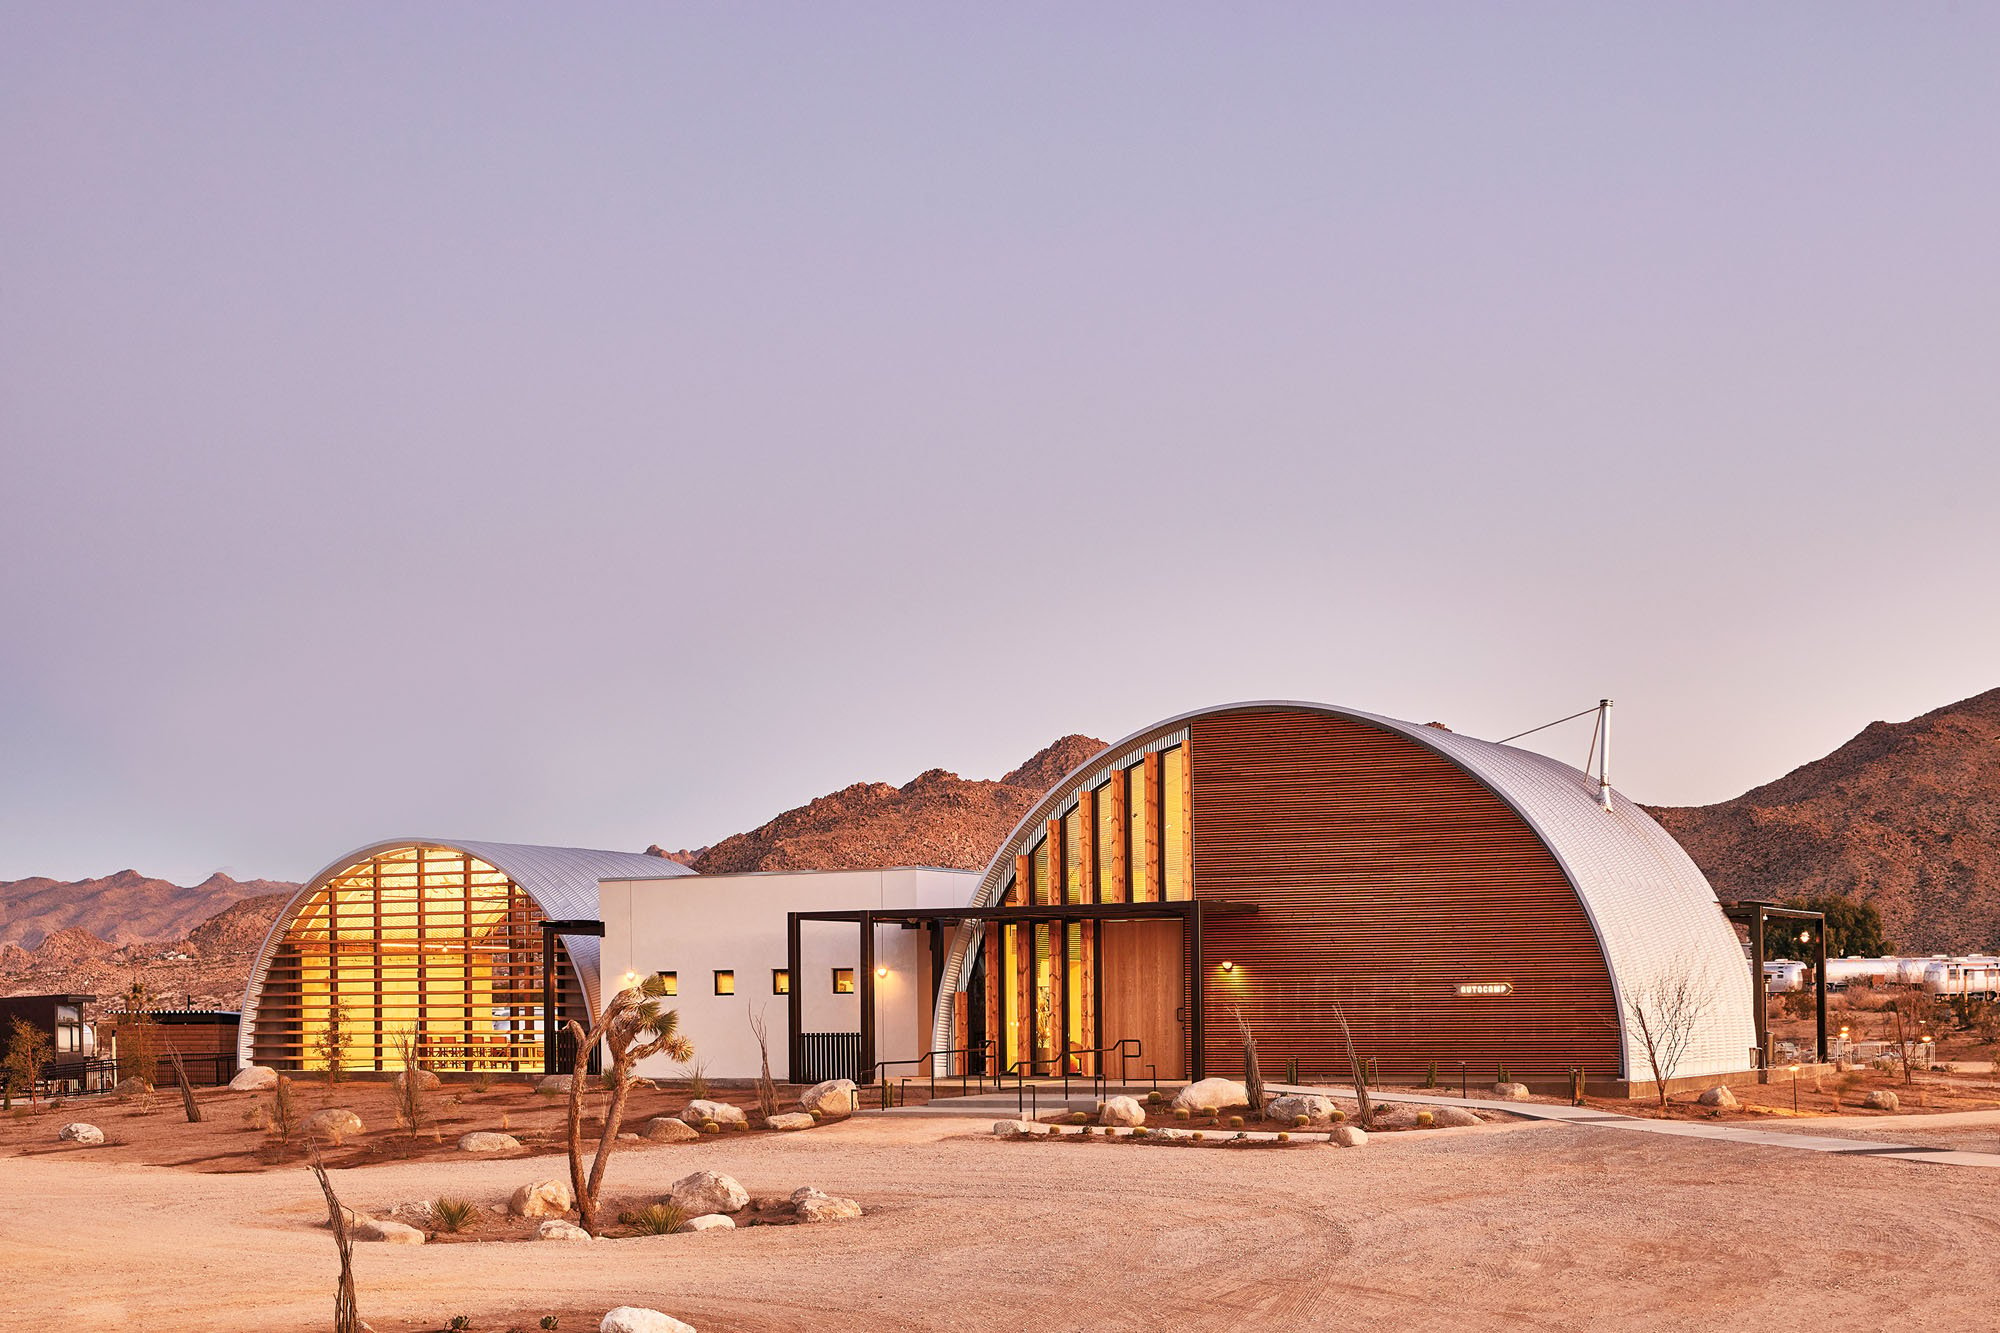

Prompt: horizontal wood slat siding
[{"left": 1191, "top": 708, "right": 1621, "bottom": 1082}]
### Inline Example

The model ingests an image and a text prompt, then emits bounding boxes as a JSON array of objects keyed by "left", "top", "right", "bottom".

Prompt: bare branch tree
[
  {"left": 306, "top": 1139, "right": 359, "bottom": 1333},
  {"left": 1231, "top": 1006, "right": 1265, "bottom": 1114},
  {"left": 1326, "top": 999, "right": 1372, "bottom": 1128},
  {"left": 748, "top": 1006, "right": 780, "bottom": 1123},
  {"left": 1889, "top": 990, "right": 1939, "bottom": 1087},
  {"left": 563, "top": 973, "right": 695, "bottom": 1234},
  {"left": 1624, "top": 973, "right": 1717, "bottom": 1108}
]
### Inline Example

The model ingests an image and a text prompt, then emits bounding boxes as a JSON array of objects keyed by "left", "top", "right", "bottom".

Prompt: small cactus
[
  {"left": 1173, "top": 1107, "right": 1190, "bottom": 1121},
  {"left": 700, "top": 1121, "right": 720, "bottom": 1134},
  {"left": 1227, "top": 1115, "right": 1244, "bottom": 1129},
  {"left": 1069, "top": 1111, "right": 1090, "bottom": 1125},
  {"left": 1330, "top": 1107, "right": 1346, "bottom": 1122},
  {"left": 1191, "top": 1131, "right": 1205, "bottom": 1141},
  {"left": 1293, "top": 1113, "right": 1310, "bottom": 1127},
  {"left": 1277, "top": 1131, "right": 1290, "bottom": 1142},
  {"left": 1416, "top": 1109, "right": 1434, "bottom": 1127},
  {"left": 1146, "top": 1090, "right": 1164, "bottom": 1105}
]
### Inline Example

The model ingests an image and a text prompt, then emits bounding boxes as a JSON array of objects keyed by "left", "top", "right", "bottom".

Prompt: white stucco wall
[{"left": 597, "top": 867, "right": 977, "bottom": 1081}]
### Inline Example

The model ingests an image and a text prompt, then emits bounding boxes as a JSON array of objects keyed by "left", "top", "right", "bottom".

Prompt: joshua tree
[
  {"left": 562, "top": 973, "right": 694, "bottom": 1234},
  {"left": 1624, "top": 973, "right": 1717, "bottom": 1108}
]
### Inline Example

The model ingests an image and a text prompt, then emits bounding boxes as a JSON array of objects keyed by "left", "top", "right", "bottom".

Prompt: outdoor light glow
[
  {"left": 875, "top": 965, "right": 888, "bottom": 978},
  {"left": 1220, "top": 960, "right": 1235, "bottom": 972}
]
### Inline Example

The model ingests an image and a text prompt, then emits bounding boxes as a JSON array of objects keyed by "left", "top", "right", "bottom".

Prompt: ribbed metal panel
[{"left": 236, "top": 839, "right": 690, "bottom": 1070}]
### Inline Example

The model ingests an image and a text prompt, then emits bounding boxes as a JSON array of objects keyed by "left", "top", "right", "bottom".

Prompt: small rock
[
  {"left": 992, "top": 1119, "right": 1044, "bottom": 1135},
  {"left": 388, "top": 1199, "right": 436, "bottom": 1226},
  {"left": 1333, "top": 1125, "right": 1369, "bottom": 1148},
  {"left": 537, "top": 1220, "right": 594, "bottom": 1242},
  {"left": 679, "top": 1099, "right": 748, "bottom": 1128},
  {"left": 1266, "top": 1093, "right": 1337, "bottom": 1125},
  {"left": 667, "top": 1169, "right": 749, "bottom": 1215},
  {"left": 228, "top": 1065, "right": 279, "bottom": 1092},
  {"left": 643, "top": 1117, "right": 701, "bottom": 1144},
  {"left": 458, "top": 1131, "right": 522, "bottom": 1153},
  {"left": 1431, "top": 1106, "right": 1482, "bottom": 1127},
  {"left": 509, "top": 1179, "right": 574, "bottom": 1218},
  {"left": 57, "top": 1122, "right": 105, "bottom": 1145},
  {"left": 791, "top": 1187, "right": 862, "bottom": 1222},
  {"left": 1099, "top": 1095, "right": 1146, "bottom": 1127},
  {"left": 1697, "top": 1086, "right": 1738, "bottom": 1108},
  {"left": 1154, "top": 1126, "right": 1191, "bottom": 1140},
  {"left": 304, "top": 1108, "right": 365, "bottom": 1143},
  {"left": 1863, "top": 1089, "right": 1901, "bottom": 1111},
  {"left": 800, "top": 1078, "right": 858, "bottom": 1119},
  {"left": 1065, "top": 1097, "right": 1102, "bottom": 1115},
  {"left": 1492, "top": 1083, "right": 1531, "bottom": 1101},
  {"left": 356, "top": 1219, "right": 426, "bottom": 1245},
  {"left": 392, "top": 1069, "right": 441, "bottom": 1093},
  {"left": 674, "top": 1213, "right": 735, "bottom": 1233},
  {"left": 601, "top": 1309, "right": 696, "bottom": 1333},
  {"left": 538, "top": 1074, "right": 575, "bottom": 1095},
  {"left": 1171, "top": 1078, "right": 1250, "bottom": 1113},
  {"left": 766, "top": 1112, "right": 815, "bottom": 1131}
]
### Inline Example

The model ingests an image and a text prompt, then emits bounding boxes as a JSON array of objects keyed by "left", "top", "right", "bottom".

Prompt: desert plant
[
  {"left": 166, "top": 1048, "right": 202, "bottom": 1123},
  {"left": 747, "top": 1006, "right": 781, "bottom": 1123},
  {"left": 116, "top": 993, "right": 161, "bottom": 1094},
  {"left": 1497, "top": 1062, "right": 1510, "bottom": 1084},
  {"left": 1232, "top": 1007, "right": 1265, "bottom": 1113},
  {"left": 432, "top": 1198, "right": 477, "bottom": 1233},
  {"left": 1416, "top": 1109, "right": 1434, "bottom": 1127},
  {"left": 620, "top": 1202, "right": 688, "bottom": 1235},
  {"left": 1146, "top": 1090, "right": 1164, "bottom": 1105},
  {"left": 2, "top": 1015, "right": 53, "bottom": 1110},
  {"left": 699, "top": 1120, "right": 720, "bottom": 1134},
  {"left": 470, "top": 1068, "right": 495, "bottom": 1093},
  {"left": 316, "top": 1004, "right": 350, "bottom": 1085},
  {"left": 1227, "top": 1115, "right": 1244, "bottom": 1129},
  {"left": 562, "top": 972, "right": 695, "bottom": 1235},
  {"left": 449, "top": 1317, "right": 471, "bottom": 1332},
  {"left": 1330, "top": 1106, "right": 1346, "bottom": 1122},
  {"left": 1191, "top": 1131, "right": 1204, "bottom": 1141},
  {"left": 680, "top": 1059, "right": 710, "bottom": 1100},
  {"left": 307, "top": 1141, "right": 360, "bottom": 1333},
  {"left": 391, "top": 1030, "right": 434, "bottom": 1135},
  {"left": 272, "top": 1074, "right": 300, "bottom": 1143},
  {"left": 1293, "top": 1113, "right": 1309, "bottom": 1127},
  {"left": 540, "top": 1319, "right": 559, "bottom": 1331},
  {"left": 1889, "top": 990, "right": 1943, "bottom": 1086},
  {"left": 1327, "top": 999, "right": 1374, "bottom": 1129},
  {"left": 1068, "top": 1111, "right": 1089, "bottom": 1125},
  {"left": 1277, "top": 1131, "right": 1290, "bottom": 1142},
  {"left": 1425, "top": 1060, "right": 1438, "bottom": 1089},
  {"left": 1623, "top": 973, "right": 1719, "bottom": 1108}
]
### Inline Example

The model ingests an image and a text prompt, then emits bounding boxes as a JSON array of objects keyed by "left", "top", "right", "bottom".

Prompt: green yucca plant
[
  {"left": 619, "top": 1202, "right": 688, "bottom": 1235},
  {"left": 432, "top": 1198, "right": 477, "bottom": 1233}
]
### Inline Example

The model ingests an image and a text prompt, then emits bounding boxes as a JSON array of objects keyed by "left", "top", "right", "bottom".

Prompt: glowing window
[
  {"left": 772, "top": 969, "right": 791, "bottom": 995},
  {"left": 713, "top": 970, "right": 735, "bottom": 995},
  {"left": 656, "top": 971, "right": 677, "bottom": 996},
  {"left": 832, "top": 968, "right": 855, "bottom": 994}
]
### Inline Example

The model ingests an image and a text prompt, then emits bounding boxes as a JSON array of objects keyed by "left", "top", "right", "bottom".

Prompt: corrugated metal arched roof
[
  {"left": 237, "top": 839, "right": 691, "bottom": 1069},
  {"left": 935, "top": 701, "right": 1757, "bottom": 1081}
]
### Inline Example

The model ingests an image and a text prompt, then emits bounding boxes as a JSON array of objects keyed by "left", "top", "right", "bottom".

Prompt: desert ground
[{"left": 3, "top": 1080, "right": 1999, "bottom": 1332}]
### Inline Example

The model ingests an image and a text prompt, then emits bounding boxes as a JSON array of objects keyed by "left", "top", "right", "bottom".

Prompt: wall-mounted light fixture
[
  {"left": 875, "top": 965, "right": 889, "bottom": 979},
  {"left": 1220, "top": 960, "right": 1235, "bottom": 972}
]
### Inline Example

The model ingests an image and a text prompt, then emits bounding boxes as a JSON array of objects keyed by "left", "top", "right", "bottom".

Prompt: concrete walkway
[{"left": 879, "top": 1080, "right": 2000, "bottom": 1169}]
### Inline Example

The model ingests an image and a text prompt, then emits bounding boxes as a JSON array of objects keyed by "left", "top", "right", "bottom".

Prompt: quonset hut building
[{"left": 239, "top": 702, "right": 1759, "bottom": 1095}]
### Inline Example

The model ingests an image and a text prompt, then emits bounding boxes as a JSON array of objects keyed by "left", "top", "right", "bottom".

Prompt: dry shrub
[{"left": 619, "top": 1202, "right": 687, "bottom": 1235}]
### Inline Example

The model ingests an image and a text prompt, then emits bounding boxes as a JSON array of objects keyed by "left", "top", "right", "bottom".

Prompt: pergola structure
[{"left": 1724, "top": 900, "right": 1829, "bottom": 1067}]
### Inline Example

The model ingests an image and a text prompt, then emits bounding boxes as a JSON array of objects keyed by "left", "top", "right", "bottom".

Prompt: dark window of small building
[
  {"left": 714, "top": 970, "right": 736, "bottom": 995},
  {"left": 832, "top": 967, "right": 855, "bottom": 994},
  {"left": 656, "top": 971, "right": 678, "bottom": 996},
  {"left": 772, "top": 969, "right": 791, "bottom": 995}
]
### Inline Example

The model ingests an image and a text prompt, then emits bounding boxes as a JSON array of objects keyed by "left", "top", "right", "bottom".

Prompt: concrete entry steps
[{"left": 873, "top": 1080, "right": 2000, "bottom": 1170}]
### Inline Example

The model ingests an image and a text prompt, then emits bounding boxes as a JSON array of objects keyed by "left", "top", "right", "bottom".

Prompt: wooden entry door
[{"left": 1098, "top": 919, "right": 1185, "bottom": 1080}]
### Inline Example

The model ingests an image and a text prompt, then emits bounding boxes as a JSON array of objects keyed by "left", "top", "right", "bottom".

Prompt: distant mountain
[
  {"left": 692, "top": 734, "right": 1107, "bottom": 875},
  {"left": 1649, "top": 687, "right": 2000, "bottom": 953},
  {"left": 0, "top": 869, "right": 298, "bottom": 950}
]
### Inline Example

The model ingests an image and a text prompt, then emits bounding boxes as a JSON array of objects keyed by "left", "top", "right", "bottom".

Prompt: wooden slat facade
[{"left": 1190, "top": 708, "right": 1622, "bottom": 1083}]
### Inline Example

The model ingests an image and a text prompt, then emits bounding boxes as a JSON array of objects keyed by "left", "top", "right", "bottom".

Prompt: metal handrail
[
  {"left": 863, "top": 1040, "right": 1000, "bottom": 1108},
  {"left": 1001, "top": 1037, "right": 1144, "bottom": 1115}
]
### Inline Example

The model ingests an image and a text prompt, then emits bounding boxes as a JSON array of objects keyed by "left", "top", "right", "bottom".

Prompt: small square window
[
  {"left": 714, "top": 969, "right": 736, "bottom": 995},
  {"left": 655, "top": 971, "right": 677, "bottom": 996},
  {"left": 772, "top": 969, "right": 791, "bottom": 995},
  {"left": 832, "top": 967, "right": 855, "bottom": 994}
]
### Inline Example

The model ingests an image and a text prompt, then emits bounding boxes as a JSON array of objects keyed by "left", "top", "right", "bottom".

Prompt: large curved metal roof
[
  {"left": 237, "top": 838, "right": 691, "bottom": 1069},
  {"left": 934, "top": 701, "right": 1757, "bottom": 1081}
]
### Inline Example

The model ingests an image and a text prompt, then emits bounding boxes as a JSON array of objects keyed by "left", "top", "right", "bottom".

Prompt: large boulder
[
  {"left": 1099, "top": 1095, "right": 1146, "bottom": 1127},
  {"left": 766, "top": 1112, "right": 815, "bottom": 1131},
  {"left": 791, "top": 1186, "right": 863, "bottom": 1223},
  {"left": 114, "top": 1076, "right": 153, "bottom": 1097},
  {"left": 57, "top": 1122, "right": 105, "bottom": 1145},
  {"left": 305, "top": 1108, "right": 364, "bottom": 1143},
  {"left": 1697, "top": 1086, "right": 1738, "bottom": 1109},
  {"left": 509, "top": 1179, "right": 574, "bottom": 1218},
  {"left": 667, "top": 1170, "right": 749, "bottom": 1215},
  {"left": 1492, "top": 1083, "right": 1531, "bottom": 1101},
  {"left": 1864, "top": 1089, "right": 1901, "bottom": 1111},
  {"left": 1431, "top": 1106, "right": 1482, "bottom": 1128},
  {"left": 643, "top": 1117, "right": 701, "bottom": 1144},
  {"left": 800, "top": 1079, "right": 858, "bottom": 1119},
  {"left": 1332, "top": 1125, "right": 1369, "bottom": 1148},
  {"left": 1171, "top": 1078, "right": 1249, "bottom": 1113},
  {"left": 537, "top": 1220, "right": 594, "bottom": 1242},
  {"left": 393, "top": 1069, "right": 441, "bottom": 1093},
  {"left": 1266, "top": 1093, "right": 1337, "bottom": 1125},
  {"left": 458, "top": 1131, "right": 521, "bottom": 1153},
  {"left": 356, "top": 1219, "right": 426, "bottom": 1245},
  {"left": 674, "top": 1214, "right": 735, "bottom": 1234},
  {"left": 1370, "top": 1102, "right": 1424, "bottom": 1128},
  {"left": 538, "top": 1074, "right": 575, "bottom": 1095},
  {"left": 680, "top": 1099, "right": 748, "bottom": 1128},
  {"left": 601, "top": 1309, "right": 696, "bottom": 1333},
  {"left": 228, "top": 1065, "right": 279, "bottom": 1092}
]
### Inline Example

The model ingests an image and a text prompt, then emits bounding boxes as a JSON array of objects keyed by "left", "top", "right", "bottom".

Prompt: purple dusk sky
[{"left": 3, "top": 5, "right": 1996, "bottom": 885}]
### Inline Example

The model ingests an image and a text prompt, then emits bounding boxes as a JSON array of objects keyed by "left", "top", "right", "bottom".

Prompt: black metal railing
[
  {"left": 1003, "top": 1038, "right": 1144, "bottom": 1117},
  {"left": 863, "top": 1040, "right": 1000, "bottom": 1108},
  {"left": 797, "top": 1032, "right": 862, "bottom": 1084}
]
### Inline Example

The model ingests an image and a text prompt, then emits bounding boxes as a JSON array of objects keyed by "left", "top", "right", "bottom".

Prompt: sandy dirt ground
[{"left": 4, "top": 1105, "right": 1999, "bottom": 1333}]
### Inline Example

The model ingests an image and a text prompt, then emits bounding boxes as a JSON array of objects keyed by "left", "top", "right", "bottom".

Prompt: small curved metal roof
[
  {"left": 237, "top": 838, "right": 690, "bottom": 1070},
  {"left": 935, "top": 701, "right": 1757, "bottom": 1081}
]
